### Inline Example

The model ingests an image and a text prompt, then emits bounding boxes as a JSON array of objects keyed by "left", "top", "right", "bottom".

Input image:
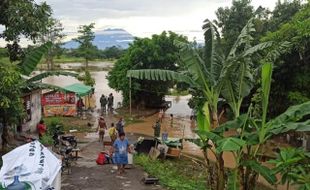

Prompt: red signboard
[{"left": 42, "top": 91, "right": 75, "bottom": 106}]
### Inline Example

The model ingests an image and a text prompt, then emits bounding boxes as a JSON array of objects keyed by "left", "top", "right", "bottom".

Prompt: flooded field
[{"left": 41, "top": 63, "right": 192, "bottom": 117}]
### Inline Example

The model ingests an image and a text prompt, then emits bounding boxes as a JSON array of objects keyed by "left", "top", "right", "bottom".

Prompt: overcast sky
[{"left": 1, "top": 0, "right": 278, "bottom": 46}]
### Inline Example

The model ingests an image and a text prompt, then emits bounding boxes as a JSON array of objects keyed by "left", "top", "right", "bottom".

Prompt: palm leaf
[
  {"left": 27, "top": 71, "right": 78, "bottom": 83},
  {"left": 127, "top": 69, "right": 197, "bottom": 87},
  {"left": 18, "top": 42, "right": 52, "bottom": 76}
]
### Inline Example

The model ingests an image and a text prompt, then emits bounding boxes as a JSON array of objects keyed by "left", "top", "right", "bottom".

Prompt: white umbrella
[{"left": 0, "top": 140, "right": 61, "bottom": 189}]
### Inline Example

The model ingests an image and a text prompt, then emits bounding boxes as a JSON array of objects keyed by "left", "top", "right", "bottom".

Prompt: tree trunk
[
  {"left": 211, "top": 111, "right": 219, "bottom": 129},
  {"left": 238, "top": 165, "right": 245, "bottom": 190},
  {"left": 217, "top": 153, "right": 225, "bottom": 190},
  {"left": 203, "top": 149, "right": 216, "bottom": 189}
]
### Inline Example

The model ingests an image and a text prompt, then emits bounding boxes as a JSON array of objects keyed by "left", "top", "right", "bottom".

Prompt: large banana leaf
[
  {"left": 227, "top": 18, "right": 255, "bottom": 59},
  {"left": 175, "top": 41, "right": 213, "bottom": 90},
  {"left": 242, "top": 160, "right": 277, "bottom": 185},
  {"left": 126, "top": 69, "right": 197, "bottom": 87},
  {"left": 216, "top": 137, "right": 246, "bottom": 153},
  {"left": 266, "top": 101, "right": 310, "bottom": 136},
  {"left": 27, "top": 71, "right": 78, "bottom": 83},
  {"left": 202, "top": 19, "right": 224, "bottom": 88},
  {"left": 259, "top": 62, "right": 273, "bottom": 142},
  {"left": 18, "top": 42, "right": 52, "bottom": 76},
  {"left": 196, "top": 102, "right": 211, "bottom": 131},
  {"left": 214, "top": 114, "right": 248, "bottom": 133},
  {"left": 221, "top": 60, "right": 254, "bottom": 116}
]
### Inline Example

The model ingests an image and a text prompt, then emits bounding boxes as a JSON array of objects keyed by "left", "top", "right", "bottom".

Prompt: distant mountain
[{"left": 63, "top": 28, "right": 134, "bottom": 49}]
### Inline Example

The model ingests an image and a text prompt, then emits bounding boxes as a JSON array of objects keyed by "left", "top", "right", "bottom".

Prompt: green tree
[
  {"left": 78, "top": 70, "right": 95, "bottom": 87},
  {"left": 268, "top": 0, "right": 302, "bottom": 32},
  {"left": 214, "top": 0, "right": 254, "bottom": 52},
  {"left": 103, "top": 46, "right": 125, "bottom": 59},
  {"left": 0, "top": 63, "right": 24, "bottom": 149},
  {"left": 108, "top": 31, "right": 188, "bottom": 107},
  {"left": 73, "top": 23, "right": 97, "bottom": 69},
  {"left": 0, "top": 0, "right": 52, "bottom": 61},
  {"left": 262, "top": 2, "right": 310, "bottom": 117},
  {"left": 127, "top": 19, "right": 280, "bottom": 189},
  {"left": 39, "top": 18, "right": 66, "bottom": 70}
]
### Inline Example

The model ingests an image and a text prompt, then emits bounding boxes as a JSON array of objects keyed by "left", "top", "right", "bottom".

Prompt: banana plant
[
  {"left": 127, "top": 18, "right": 275, "bottom": 189},
  {"left": 213, "top": 63, "right": 310, "bottom": 189}
]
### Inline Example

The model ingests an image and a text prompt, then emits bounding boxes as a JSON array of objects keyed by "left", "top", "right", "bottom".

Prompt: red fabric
[
  {"left": 96, "top": 153, "right": 106, "bottom": 165},
  {"left": 37, "top": 124, "right": 46, "bottom": 136}
]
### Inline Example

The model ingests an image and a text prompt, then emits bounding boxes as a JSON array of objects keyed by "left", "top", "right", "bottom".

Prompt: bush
[
  {"left": 46, "top": 117, "right": 63, "bottom": 135},
  {"left": 134, "top": 154, "right": 206, "bottom": 190},
  {"left": 39, "top": 134, "right": 54, "bottom": 146}
]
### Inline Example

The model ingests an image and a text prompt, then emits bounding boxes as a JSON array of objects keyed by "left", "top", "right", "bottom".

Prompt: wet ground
[
  {"left": 41, "top": 63, "right": 286, "bottom": 189},
  {"left": 62, "top": 140, "right": 164, "bottom": 190}
]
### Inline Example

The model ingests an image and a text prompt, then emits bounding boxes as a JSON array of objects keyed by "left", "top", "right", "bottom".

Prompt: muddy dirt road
[{"left": 62, "top": 140, "right": 164, "bottom": 190}]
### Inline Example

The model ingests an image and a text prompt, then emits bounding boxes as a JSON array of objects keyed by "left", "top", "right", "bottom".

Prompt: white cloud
[{"left": 1, "top": 0, "right": 278, "bottom": 47}]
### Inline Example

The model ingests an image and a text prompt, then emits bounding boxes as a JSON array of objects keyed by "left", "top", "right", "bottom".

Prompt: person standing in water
[
  {"left": 107, "top": 93, "right": 114, "bottom": 112},
  {"left": 97, "top": 116, "right": 107, "bottom": 142},
  {"left": 152, "top": 120, "right": 161, "bottom": 138},
  {"left": 113, "top": 132, "right": 130, "bottom": 175},
  {"left": 100, "top": 94, "right": 107, "bottom": 112}
]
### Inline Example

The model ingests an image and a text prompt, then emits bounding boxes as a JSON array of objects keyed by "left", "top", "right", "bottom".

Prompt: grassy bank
[
  {"left": 44, "top": 116, "right": 95, "bottom": 133},
  {"left": 134, "top": 154, "right": 207, "bottom": 190},
  {"left": 53, "top": 55, "right": 116, "bottom": 63}
]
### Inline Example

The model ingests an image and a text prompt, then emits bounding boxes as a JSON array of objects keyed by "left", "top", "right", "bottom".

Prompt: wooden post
[{"left": 129, "top": 77, "right": 132, "bottom": 116}]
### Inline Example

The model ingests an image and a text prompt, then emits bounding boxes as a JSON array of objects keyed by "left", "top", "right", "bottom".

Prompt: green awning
[{"left": 63, "top": 83, "right": 92, "bottom": 97}]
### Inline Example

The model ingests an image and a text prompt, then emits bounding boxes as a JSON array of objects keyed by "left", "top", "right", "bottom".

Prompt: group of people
[
  {"left": 100, "top": 93, "right": 114, "bottom": 112},
  {"left": 97, "top": 116, "right": 129, "bottom": 175}
]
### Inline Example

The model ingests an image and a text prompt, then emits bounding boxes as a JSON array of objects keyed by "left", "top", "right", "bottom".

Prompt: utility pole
[{"left": 129, "top": 77, "right": 132, "bottom": 116}]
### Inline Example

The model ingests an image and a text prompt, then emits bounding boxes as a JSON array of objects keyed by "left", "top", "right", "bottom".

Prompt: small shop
[{"left": 42, "top": 83, "right": 94, "bottom": 117}]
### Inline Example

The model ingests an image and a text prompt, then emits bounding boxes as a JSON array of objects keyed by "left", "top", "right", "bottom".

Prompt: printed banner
[
  {"left": 42, "top": 92, "right": 75, "bottom": 106},
  {"left": 0, "top": 141, "right": 61, "bottom": 190},
  {"left": 43, "top": 105, "right": 77, "bottom": 117}
]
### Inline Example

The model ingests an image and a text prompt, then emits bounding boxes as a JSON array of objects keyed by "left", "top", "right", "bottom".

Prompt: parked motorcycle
[{"left": 53, "top": 125, "right": 77, "bottom": 148}]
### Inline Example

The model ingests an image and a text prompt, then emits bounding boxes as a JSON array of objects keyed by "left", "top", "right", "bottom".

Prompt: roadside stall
[{"left": 42, "top": 83, "right": 94, "bottom": 117}]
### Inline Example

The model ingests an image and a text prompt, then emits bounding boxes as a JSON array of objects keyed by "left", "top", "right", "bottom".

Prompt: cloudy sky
[{"left": 1, "top": 0, "right": 278, "bottom": 46}]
